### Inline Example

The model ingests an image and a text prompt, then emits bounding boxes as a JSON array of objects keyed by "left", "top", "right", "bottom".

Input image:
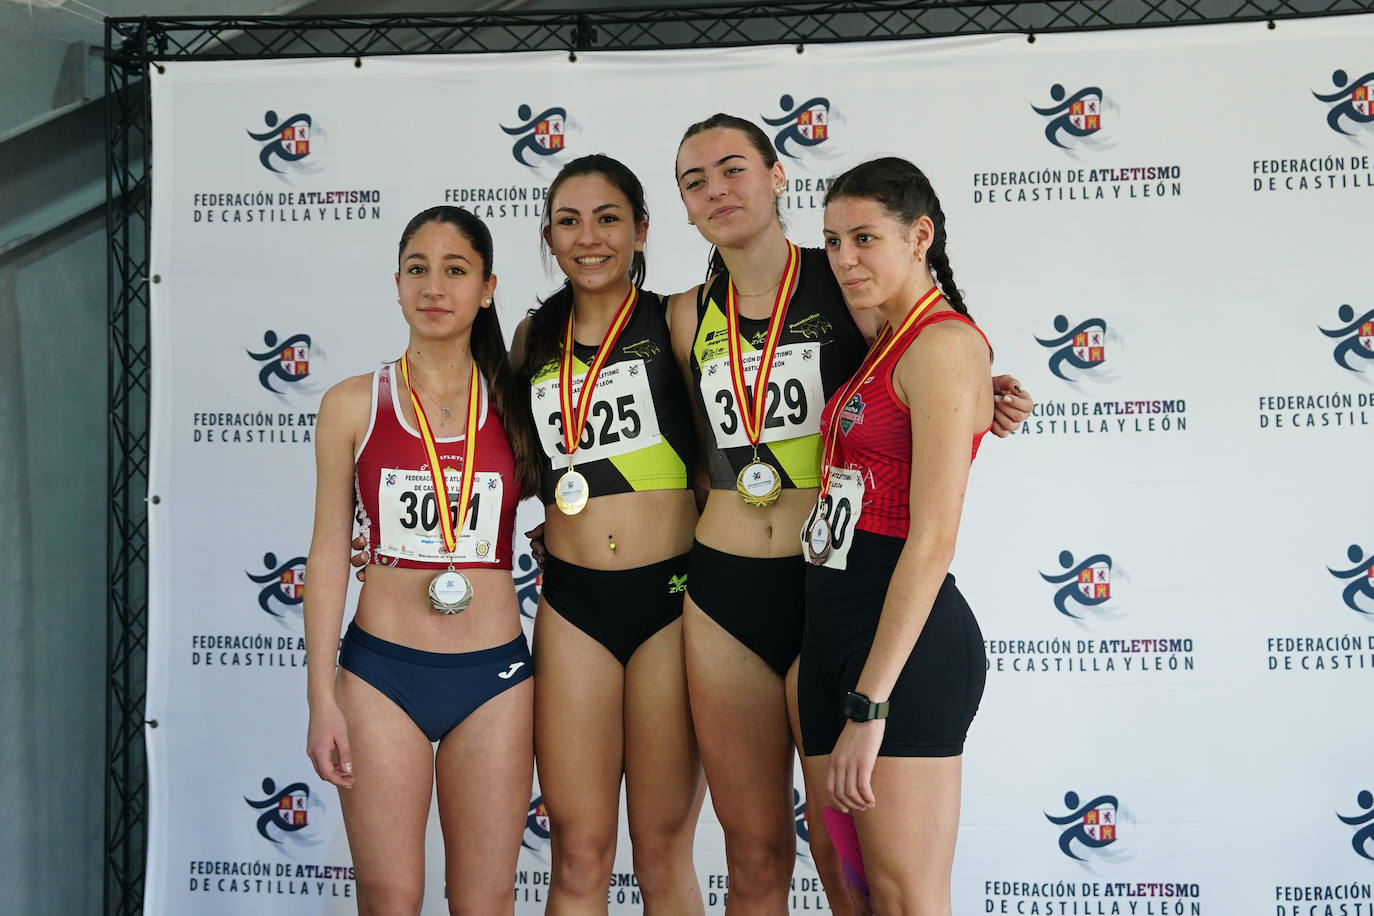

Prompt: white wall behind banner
[{"left": 145, "top": 16, "right": 1374, "bottom": 914}]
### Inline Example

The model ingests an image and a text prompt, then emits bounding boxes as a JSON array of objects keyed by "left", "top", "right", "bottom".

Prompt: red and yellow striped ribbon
[
  {"left": 558, "top": 286, "right": 638, "bottom": 458},
  {"left": 725, "top": 242, "right": 801, "bottom": 448},
  {"left": 818, "top": 285, "right": 943, "bottom": 501},
  {"left": 399, "top": 354, "right": 480, "bottom": 556}
]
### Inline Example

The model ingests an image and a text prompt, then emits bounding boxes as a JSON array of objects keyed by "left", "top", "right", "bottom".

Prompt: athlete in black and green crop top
[
  {"left": 514, "top": 155, "right": 707, "bottom": 915},
  {"left": 531, "top": 290, "right": 695, "bottom": 507},
  {"left": 690, "top": 245, "right": 867, "bottom": 493}
]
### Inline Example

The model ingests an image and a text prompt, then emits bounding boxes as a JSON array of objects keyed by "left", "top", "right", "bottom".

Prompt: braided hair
[{"left": 823, "top": 157, "right": 971, "bottom": 320}]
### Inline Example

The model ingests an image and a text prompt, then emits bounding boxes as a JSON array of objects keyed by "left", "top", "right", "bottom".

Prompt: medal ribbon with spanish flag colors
[
  {"left": 558, "top": 286, "right": 639, "bottom": 459},
  {"left": 818, "top": 285, "right": 944, "bottom": 502},
  {"left": 725, "top": 241, "right": 802, "bottom": 453},
  {"left": 399, "top": 353, "right": 480, "bottom": 559}
]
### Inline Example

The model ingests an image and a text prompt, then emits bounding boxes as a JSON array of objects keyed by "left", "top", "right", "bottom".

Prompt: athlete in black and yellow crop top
[
  {"left": 690, "top": 246, "right": 867, "bottom": 491},
  {"left": 530, "top": 289, "right": 695, "bottom": 505},
  {"left": 513, "top": 155, "right": 706, "bottom": 915}
]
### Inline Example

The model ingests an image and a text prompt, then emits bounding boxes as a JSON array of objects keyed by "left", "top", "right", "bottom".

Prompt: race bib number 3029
[
  {"left": 532, "top": 360, "right": 663, "bottom": 468},
  {"left": 700, "top": 342, "right": 822, "bottom": 449},
  {"left": 377, "top": 468, "right": 503, "bottom": 564}
]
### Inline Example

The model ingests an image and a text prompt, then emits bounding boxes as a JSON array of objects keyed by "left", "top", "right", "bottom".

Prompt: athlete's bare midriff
[
  {"left": 544, "top": 488, "right": 697, "bottom": 570},
  {"left": 353, "top": 565, "right": 522, "bottom": 654},
  {"left": 695, "top": 485, "right": 816, "bottom": 558}
]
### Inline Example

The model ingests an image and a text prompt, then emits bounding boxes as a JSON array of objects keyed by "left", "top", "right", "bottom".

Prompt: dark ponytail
[
  {"left": 397, "top": 206, "right": 541, "bottom": 500},
  {"left": 823, "top": 157, "right": 971, "bottom": 320},
  {"left": 676, "top": 113, "right": 783, "bottom": 285}
]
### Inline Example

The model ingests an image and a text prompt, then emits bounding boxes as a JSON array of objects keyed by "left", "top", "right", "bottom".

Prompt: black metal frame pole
[
  {"left": 104, "top": 2, "right": 1374, "bottom": 913},
  {"left": 105, "top": 15, "right": 154, "bottom": 916}
]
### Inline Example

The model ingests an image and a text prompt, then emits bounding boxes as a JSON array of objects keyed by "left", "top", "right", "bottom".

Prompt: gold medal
[
  {"left": 429, "top": 568, "right": 474, "bottom": 615},
  {"left": 737, "top": 458, "right": 781, "bottom": 507},
  {"left": 555, "top": 466, "right": 589, "bottom": 515}
]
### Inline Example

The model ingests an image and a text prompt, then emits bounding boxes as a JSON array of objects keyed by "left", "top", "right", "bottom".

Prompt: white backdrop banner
[{"left": 146, "top": 15, "right": 1374, "bottom": 914}]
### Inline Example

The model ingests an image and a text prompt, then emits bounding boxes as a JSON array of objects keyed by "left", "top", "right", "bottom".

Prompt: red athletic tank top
[
  {"left": 819, "top": 311, "right": 992, "bottom": 540},
  {"left": 355, "top": 362, "right": 517, "bottom": 570}
]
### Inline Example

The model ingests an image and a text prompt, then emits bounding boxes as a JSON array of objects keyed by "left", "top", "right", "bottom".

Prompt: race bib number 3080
[
  {"left": 532, "top": 360, "right": 663, "bottom": 468},
  {"left": 700, "top": 342, "right": 822, "bottom": 449},
  {"left": 377, "top": 468, "right": 503, "bottom": 564}
]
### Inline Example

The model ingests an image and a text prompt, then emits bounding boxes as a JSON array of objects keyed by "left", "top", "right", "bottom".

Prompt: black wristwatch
[{"left": 841, "top": 691, "right": 890, "bottom": 722}]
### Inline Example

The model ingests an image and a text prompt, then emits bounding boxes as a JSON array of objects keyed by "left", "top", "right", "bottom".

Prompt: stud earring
[
  {"left": 485, "top": 298, "right": 494, "bottom": 306},
  {"left": 687, "top": 218, "right": 695, "bottom": 226},
  {"left": 774, "top": 186, "right": 784, "bottom": 196}
]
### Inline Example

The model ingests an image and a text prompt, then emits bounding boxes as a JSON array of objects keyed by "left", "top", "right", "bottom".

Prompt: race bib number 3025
[
  {"left": 532, "top": 360, "right": 663, "bottom": 468},
  {"left": 700, "top": 342, "right": 822, "bottom": 449},
  {"left": 377, "top": 468, "right": 503, "bottom": 564}
]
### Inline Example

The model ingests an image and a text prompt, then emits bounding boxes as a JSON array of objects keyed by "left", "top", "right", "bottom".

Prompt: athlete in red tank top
[
  {"left": 797, "top": 157, "right": 998, "bottom": 916},
  {"left": 819, "top": 308, "right": 992, "bottom": 541},
  {"left": 354, "top": 361, "right": 517, "bottom": 570}
]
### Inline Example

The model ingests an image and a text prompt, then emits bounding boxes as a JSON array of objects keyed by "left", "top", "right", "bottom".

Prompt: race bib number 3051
[
  {"left": 532, "top": 360, "right": 663, "bottom": 468},
  {"left": 700, "top": 342, "right": 822, "bottom": 449},
  {"left": 377, "top": 468, "right": 503, "bottom": 564},
  {"left": 800, "top": 468, "right": 865, "bottom": 570}
]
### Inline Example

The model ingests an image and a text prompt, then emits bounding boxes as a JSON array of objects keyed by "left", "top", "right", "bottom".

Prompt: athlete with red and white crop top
[{"left": 303, "top": 206, "right": 541, "bottom": 915}]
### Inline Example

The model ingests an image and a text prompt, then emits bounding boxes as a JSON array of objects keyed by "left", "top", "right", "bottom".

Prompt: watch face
[{"left": 842, "top": 691, "right": 871, "bottom": 721}]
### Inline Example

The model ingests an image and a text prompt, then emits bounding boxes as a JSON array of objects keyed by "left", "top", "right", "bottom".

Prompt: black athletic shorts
[
  {"left": 800, "top": 530, "right": 986, "bottom": 758},
  {"left": 686, "top": 540, "right": 806, "bottom": 677},
  {"left": 541, "top": 551, "right": 689, "bottom": 665}
]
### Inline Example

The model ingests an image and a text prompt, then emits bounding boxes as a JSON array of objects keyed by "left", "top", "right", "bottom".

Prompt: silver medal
[{"left": 429, "top": 569, "right": 474, "bottom": 615}]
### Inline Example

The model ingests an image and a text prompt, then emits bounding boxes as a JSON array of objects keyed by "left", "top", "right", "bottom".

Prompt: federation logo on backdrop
[
  {"left": 1252, "top": 71, "right": 1374, "bottom": 193},
  {"left": 247, "top": 551, "right": 307, "bottom": 621},
  {"left": 514, "top": 551, "right": 542, "bottom": 621},
  {"left": 792, "top": 788, "right": 811, "bottom": 854},
  {"left": 1021, "top": 312, "right": 1187, "bottom": 435},
  {"left": 1046, "top": 791, "right": 1131, "bottom": 864},
  {"left": 522, "top": 794, "right": 552, "bottom": 859},
  {"left": 1041, "top": 550, "right": 1121, "bottom": 621},
  {"left": 190, "top": 106, "right": 381, "bottom": 225},
  {"left": 1265, "top": 544, "right": 1374, "bottom": 672},
  {"left": 764, "top": 94, "right": 834, "bottom": 159},
  {"left": 1257, "top": 303, "right": 1374, "bottom": 431},
  {"left": 1329, "top": 543, "right": 1374, "bottom": 615},
  {"left": 1313, "top": 69, "right": 1374, "bottom": 137},
  {"left": 248, "top": 330, "right": 314, "bottom": 393},
  {"left": 1339, "top": 789, "right": 1374, "bottom": 859},
  {"left": 245, "top": 777, "right": 323, "bottom": 851},
  {"left": 973, "top": 84, "right": 1179, "bottom": 205},
  {"left": 502, "top": 104, "right": 570, "bottom": 167},
  {"left": 766, "top": 95, "right": 843, "bottom": 210},
  {"left": 1319, "top": 303, "right": 1374, "bottom": 371},
  {"left": 1035, "top": 315, "right": 1119, "bottom": 384},
  {"left": 190, "top": 333, "right": 319, "bottom": 444},
  {"left": 1020, "top": 315, "right": 1187, "bottom": 436},
  {"left": 247, "top": 110, "right": 324, "bottom": 176},
  {"left": 1033, "top": 85, "right": 1115, "bottom": 153}
]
